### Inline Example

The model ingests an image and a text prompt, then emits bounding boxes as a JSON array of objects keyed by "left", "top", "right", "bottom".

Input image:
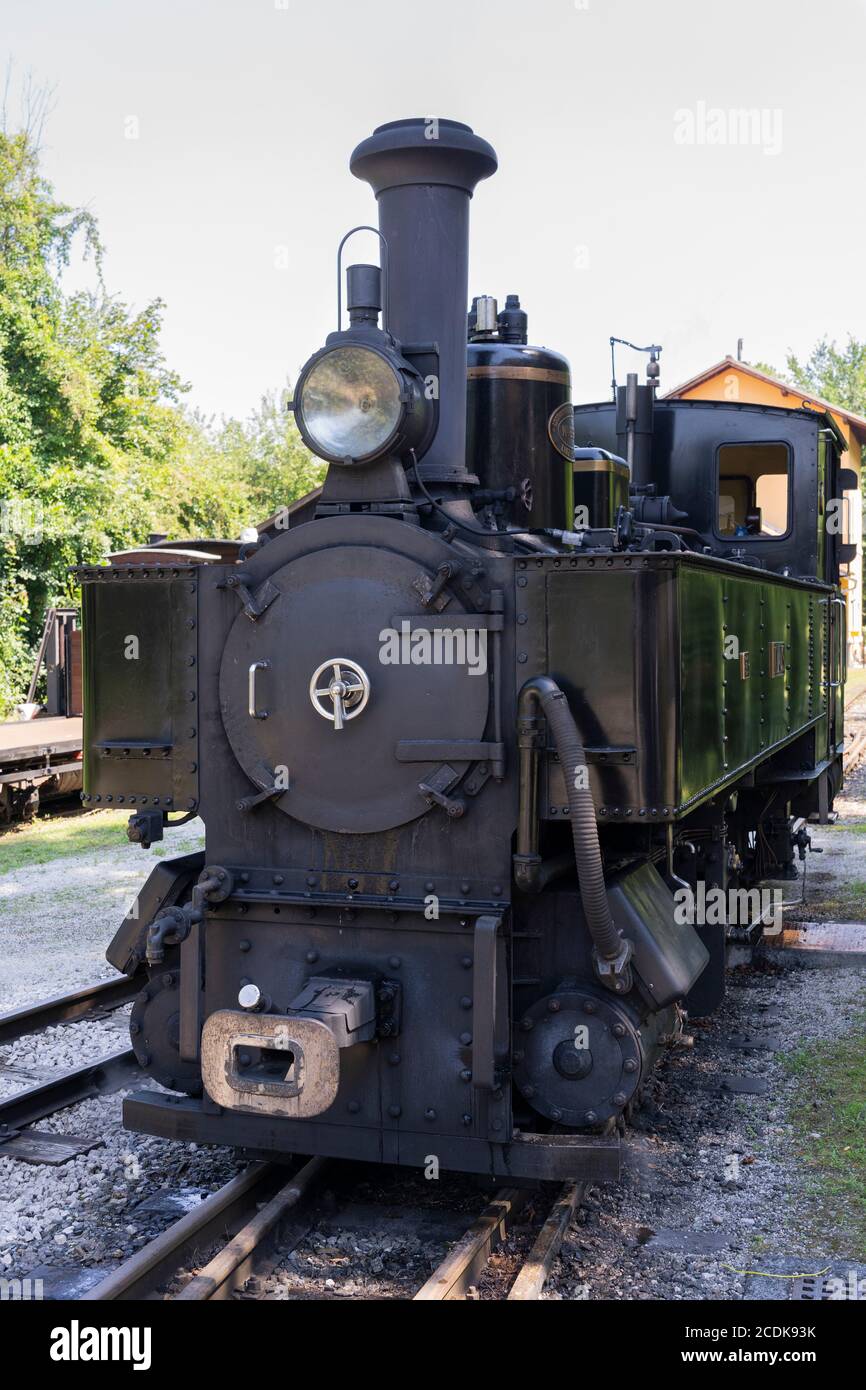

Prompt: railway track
[
  {"left": 83, "top": 1159, "right": 583, "bottom": 1302},
  {"left": 842, "top": 682, "right": 866, "bottom": 772},
  {"left": 843, "top": 727, "right": 866, "bottom": 773},
  {"left": 413, "top": 1180, "right": 585, "bottom": 1300},
  {"left": 0, "top": 974, "right": 138, "bottom": 1046},
  {"left": 0, "top": 975, "right": 140, "bottom": 1160}
]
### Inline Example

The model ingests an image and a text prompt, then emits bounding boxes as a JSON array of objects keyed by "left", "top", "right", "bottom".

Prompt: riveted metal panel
[
  {"left": 676, "top": 561, "right": 830, "bottom": 814},
  {"left": 723, "top": 575, "right": 765, "bottom": 773},
  {"left": 518, "top": 551, "right": 832, "bottom": 825},
  {"left": 203, "top": 908, "right": 511, "bottom": 1142},
  {"left": 547, "top": 569, "right": 638, "bottom": 812},
  {"left": 79, "top": 570, "right": 199, "bottom": 813},
  {"left": 678, "top": 566, "right": 726, "bottom": 804},
  {"left": 526, "top": 559, "right": 678, "bottom": 819},
  {"left": 787, "top": 588, "right": 814, "bottom": 731}
]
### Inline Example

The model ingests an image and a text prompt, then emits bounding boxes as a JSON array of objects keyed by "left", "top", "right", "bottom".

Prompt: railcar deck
[{"left": 0, "top": 716, "right": 82, "bottom": 764}]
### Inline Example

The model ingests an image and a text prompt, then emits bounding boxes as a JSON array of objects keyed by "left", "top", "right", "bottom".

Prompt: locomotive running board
[{"left": 121, "top": 1092, "right": 622, "bottom": 1183}]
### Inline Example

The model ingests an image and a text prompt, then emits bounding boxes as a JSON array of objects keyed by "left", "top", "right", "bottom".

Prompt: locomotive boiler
[{"left": 78, "top": 118, "right": 850, "bottom": 1182}]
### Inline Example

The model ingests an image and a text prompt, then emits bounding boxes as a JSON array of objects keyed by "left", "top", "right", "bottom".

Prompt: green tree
[
  {"left": 0, "top": 115, "right": 317, "bottom": 715},
  {"left": 212, "top": 391, "right": 325, "bottom": 519},
  {"left": 755, "top": 336, "right": 866, "bottom": 464},
  {"left": 784, "top": 337, "right": 866, "bottom": 421}
]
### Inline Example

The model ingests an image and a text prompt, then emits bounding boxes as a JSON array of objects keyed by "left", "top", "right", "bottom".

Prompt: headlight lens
[{"left": 299, "top": 346, "right": 402, "bottom": 460}]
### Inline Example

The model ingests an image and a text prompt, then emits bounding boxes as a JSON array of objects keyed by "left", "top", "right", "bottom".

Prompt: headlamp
[
  {"left": 299, "top": 345, "right": 401, "bottom": 460},
  {"left": 295, "top": 340, "right": 429, "bottom": 465},
  {"left": 293, "top": 254, "right": 434, "bottom": 467}
]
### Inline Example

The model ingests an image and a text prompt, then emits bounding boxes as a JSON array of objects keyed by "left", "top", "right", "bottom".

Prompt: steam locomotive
[{"left": 78, "top": 118, "right": 851, "bottom": 1182}]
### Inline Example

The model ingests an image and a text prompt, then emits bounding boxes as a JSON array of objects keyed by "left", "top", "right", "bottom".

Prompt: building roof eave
[{"left": 663, "top": 356, "right": 866, "bottom": 443}]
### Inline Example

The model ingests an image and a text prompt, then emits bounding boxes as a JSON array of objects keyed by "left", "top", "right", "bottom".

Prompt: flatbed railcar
[{"left": 0, "top": 609, "right": 83, "bottom": 824}]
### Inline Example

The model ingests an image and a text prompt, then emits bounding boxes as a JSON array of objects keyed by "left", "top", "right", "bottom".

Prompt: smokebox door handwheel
[
  {"left": 219, "top": 533, "right": 489, "bottom": 834},
  {"left": 309, "top": 659, "right": 371, "bottom": 730}
]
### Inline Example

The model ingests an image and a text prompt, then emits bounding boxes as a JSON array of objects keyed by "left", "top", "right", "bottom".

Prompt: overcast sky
[{"left": 4, "top": 0, "right": 865, "bottom": 421}]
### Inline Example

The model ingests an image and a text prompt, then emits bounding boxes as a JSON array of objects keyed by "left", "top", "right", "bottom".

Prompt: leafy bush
[{"left": 0, "top": 124, "right": 322, "bottom": 715}]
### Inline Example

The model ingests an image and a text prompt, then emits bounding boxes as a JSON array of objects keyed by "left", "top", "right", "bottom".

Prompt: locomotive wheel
[{"left": 130, "top": 970, "right": 203, "bottom": 1096}]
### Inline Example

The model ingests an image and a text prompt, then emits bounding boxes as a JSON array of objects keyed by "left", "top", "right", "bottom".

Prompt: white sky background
[{"left": 3, "top": 0, "right": 866, "bottom": 421}]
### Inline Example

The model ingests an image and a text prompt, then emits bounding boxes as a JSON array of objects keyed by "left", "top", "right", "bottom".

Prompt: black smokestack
[{"left": 350, "top": 118, "right": 497, "bottom": 484}]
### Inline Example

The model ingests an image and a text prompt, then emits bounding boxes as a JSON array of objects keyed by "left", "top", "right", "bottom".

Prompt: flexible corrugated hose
[{"left": 527, "top": 676, "right": 623, "bottom": 963}]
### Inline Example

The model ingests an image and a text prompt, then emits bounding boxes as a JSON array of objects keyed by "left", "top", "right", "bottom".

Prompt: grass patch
[
  {"left": 799, "top": 874, "right": 866, "bottom": 923},
  {"left": 837, "top": 881, "right": 866, "bottom": 918},
  {"left": 0, "top": 810, "right": 131, "bottom": 872},
  {"left": 785, "top": 1007, "right": 866, "bottom": 1256}
]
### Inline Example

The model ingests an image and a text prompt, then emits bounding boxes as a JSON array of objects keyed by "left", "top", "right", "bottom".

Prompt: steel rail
[
  {"left": 844, "top": 683, "right": 866, "bottom": 715},
  {"left": 86, "top": 1162, "right": 287, "bottom": 1301},
  {"left": 174, "top": 1156, "right": 327, "bottom": 1300},
  {"left": 0, "top": 975, "right": 138, "bottom": 1046},
  {"left": 413, "top": 1188, "right": 528, "bottom": 1300},
  {"left": 506, "top": 1182, "right": 585, "bottom": 1300},
  {"left": 0, "top": 1048, "right": 139, "bottom": 1137},
  {"left": 414, "top": 1180, "right": 587, "bottom": 1302},
  {"left": 84, "top": 1164, "right": 581, "bottom": 1303}
]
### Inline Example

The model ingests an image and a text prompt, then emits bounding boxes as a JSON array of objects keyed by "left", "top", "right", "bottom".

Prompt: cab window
[{"left": 717, "top": 442, "right": 790, "bottom": 538}]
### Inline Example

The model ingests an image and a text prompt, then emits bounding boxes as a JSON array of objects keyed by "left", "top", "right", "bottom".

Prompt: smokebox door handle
[{"left": 248, "top": 660, "right": 270, "bottom": 719}]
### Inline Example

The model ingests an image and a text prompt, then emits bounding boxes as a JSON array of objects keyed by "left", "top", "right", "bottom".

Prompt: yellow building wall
[{"left": 676, "top": 366, "right": 864, "bottom": 660}]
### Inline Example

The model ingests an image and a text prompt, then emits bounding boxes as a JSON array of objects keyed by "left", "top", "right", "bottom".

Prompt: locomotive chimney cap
[{"left": 350, "top": 117, "right": 497, "bottom": 196}]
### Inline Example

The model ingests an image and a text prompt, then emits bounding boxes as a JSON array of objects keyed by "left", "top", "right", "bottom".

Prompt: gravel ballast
[{"left": 0, "top": 817, "right": 204, "bottom": 1010}]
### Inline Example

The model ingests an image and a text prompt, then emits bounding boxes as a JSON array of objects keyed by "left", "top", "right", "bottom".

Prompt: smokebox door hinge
[
  {"left": 236, "top": 763, "right": 287, "bottom": 812},
  {"left": 418, "top": 764, "right": 465, "bottom": 818},
  {"left": 226, "top": 572, "right": 280, "bottom": 622}
]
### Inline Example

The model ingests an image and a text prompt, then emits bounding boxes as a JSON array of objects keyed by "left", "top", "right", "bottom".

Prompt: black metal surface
[
  {"left": 79, "top": 568, "right": 200, "bottom": 814},
  {"left": 217, "top": 524, "right": 490, "bottom": 834},
  {"left": 123, "top": 1091, "right": 622, "bottom": 1182},
  {"left": 513, "top": 986, "right": 647, "bottom": 1129},
  {"left": 130, "top": 970, "right": 203, "bottom": 1095},
  {"left": 571, "top": 455, "right": 630, "bottom": 530},
  {"left": 523, "top": 549, "right": 833, "bottom": 822},
  {"left": 574, "top": 396, "right": 843, "bottom": 581},
  {"left": 466, "top": 338, "right": 572, "bottom": 529},
  {"left": 105, "top": 851, "right": 206, "bottom": 975}
]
